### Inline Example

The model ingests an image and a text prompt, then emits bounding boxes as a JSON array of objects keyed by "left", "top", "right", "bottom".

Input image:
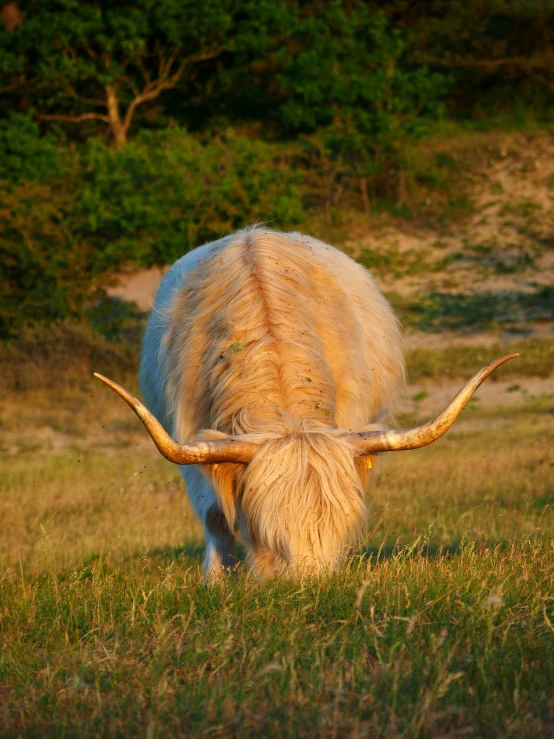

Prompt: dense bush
[
  {"left": 0, "top": 178, "right": 94, "bottom": 338},
  {"left": 0, "top": 120, "right": 303, "bottom": 338},
  {"left": 76, "top": 129, "right": 303, "bottom": 266},
  {"left": 0, "top": 113, "right": 70, "bottom": 185}
]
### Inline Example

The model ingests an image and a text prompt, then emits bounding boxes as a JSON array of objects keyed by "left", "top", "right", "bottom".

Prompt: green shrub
[
  {"left": 0, "top": 126, "right": 303, "bottom": 337},
  {"left": 0, "top": 112, "right": 71, "bottom": 186},
  {"left": 0, "top": 180, "right": 102, "bottom": 338},
  {"left": 76, "top": 129, "right": 304, "bottom": 266}
]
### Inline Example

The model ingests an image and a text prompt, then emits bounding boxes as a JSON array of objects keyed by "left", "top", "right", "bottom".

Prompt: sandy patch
[{"left": 107, "top": 266, "right": 167, "bottom": 311}]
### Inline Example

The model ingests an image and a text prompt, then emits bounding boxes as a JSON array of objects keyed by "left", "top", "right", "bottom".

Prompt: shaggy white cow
[{"left": 96, "top": 228, "right": 516, "bottom": 578}]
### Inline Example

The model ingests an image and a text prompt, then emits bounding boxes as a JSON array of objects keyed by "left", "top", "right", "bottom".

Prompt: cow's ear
[
  {"left": 202, "top": 462, "right": 242, "bottom": 532},
  {"left": 352, "top": 423, "right": 383, "bottom": 487},
  {"left": 197, "top": 429, "right": 241, "bottom": 532},
  {"left": 354, "top": 455, "right": 377, "bottom": 488}
]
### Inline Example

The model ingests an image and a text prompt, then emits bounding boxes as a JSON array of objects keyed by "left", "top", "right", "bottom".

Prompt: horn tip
[
  {"left": 483, "top": 353, "right": 519, "bottom": 376},
  {"left": 93, "top": 372, "right": 122, "bottom": 394},
  {"left": 497, "top": 352, "right": 520, "bottom": 363}
]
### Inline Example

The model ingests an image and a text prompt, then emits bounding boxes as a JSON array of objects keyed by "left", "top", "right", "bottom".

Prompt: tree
[
  {"left": 400, "top": 0, "right": 554, "bottom": 114},
  {"left": 0, "top": 0, "right": 233, "bottom": 148},
  {"left": 272, "top": 5, "right": 449, "bottom": 204}
]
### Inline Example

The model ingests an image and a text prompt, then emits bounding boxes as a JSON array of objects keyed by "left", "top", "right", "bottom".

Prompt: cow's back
[{"left": 140, "top": 228, "right": 404, "bottom": 441}]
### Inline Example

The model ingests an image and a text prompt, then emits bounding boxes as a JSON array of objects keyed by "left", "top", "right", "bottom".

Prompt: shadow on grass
[
  {"left": 151, "top": 542, "right": 205, "bottom": 563},
  {"left": 145, "top": 538, "right": 513, "bottom": 569},
  {"left": 359, "top": 540, "right": 470, "bottom": 562},
  {"left": 148, "top": 542, "right": 248, "bottom": 567}
]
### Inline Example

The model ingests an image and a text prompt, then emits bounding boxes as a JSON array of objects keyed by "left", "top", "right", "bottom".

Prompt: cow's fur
[{"left": 140, "top": 227, "right": 404, "bottom": 577}]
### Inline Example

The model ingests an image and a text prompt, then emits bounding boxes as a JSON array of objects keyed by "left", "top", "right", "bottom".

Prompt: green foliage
[
  {"left": 86, "top": 298, "right": 147, "bottom": 345},
  {"left": 2, "top": 1, "right": 554, "bottom": 336},
  {"left": 236, "top": 6, "right": 450, "bottom": 202},
  {"left": 76, "top": 128, "right": 303, "bottom": 266},
  {"left": 357, "top": 248, "right": 396, "bottom": 272},
  {"left": 3, "top": 0, "right": 554, "bottom": 141},
  {"left": 0, "top": 180, "right": 98, "bottom": 337},
  {"left": 277, "top": 9, "right": 448, "bottom": 141},
  {"left": 0, "top": 113, "right": 70, "bottom": 185},
  {"left": 0, "top": 123, "right": 302, "bottom": 337},
  {"left": 402, "top": 0, "right": 554, "bottom": 117}
]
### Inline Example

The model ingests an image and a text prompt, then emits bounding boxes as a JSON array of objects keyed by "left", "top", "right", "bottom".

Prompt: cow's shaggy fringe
[
  {"left": 141, "top": 227, "right": 404, "bottom": 576},
  {"left": 236, "top": 425, "right": 370, "bottom": 577}
]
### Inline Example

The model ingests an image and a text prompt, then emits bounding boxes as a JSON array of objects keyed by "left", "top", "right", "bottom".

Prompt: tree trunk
[
  {"left": 360, "top": 177, "right": 370, "bottom": 213},
  {"left": 105, "top": 86, "right": 127, "bottom": 150},
  {"left": 396, "top": 165, "right": 406, "bottom": 207},
  {"left": 2, "top": 2, "right": 23, "bottom": 32}
]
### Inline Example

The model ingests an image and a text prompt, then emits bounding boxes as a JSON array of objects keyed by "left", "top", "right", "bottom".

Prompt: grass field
[{"left": 1, "top": 365, "right": 552, "bottom": 737}]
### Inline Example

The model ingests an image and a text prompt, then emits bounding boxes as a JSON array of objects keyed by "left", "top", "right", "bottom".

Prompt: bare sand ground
[{"left": 107, "top": 266, "right": 168, "bottom": 311}]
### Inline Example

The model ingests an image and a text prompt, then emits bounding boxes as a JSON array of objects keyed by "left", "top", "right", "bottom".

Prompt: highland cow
[{"left": 96, "top": 228, "right": 516, "bottom": 578}]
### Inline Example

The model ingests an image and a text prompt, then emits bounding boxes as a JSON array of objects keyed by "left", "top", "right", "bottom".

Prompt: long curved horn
[
  {"left": 93, "top": 373, "right": 259, "bottom": 464},
  {"left": 343, "top": 354, "right": 519, "bottom": 455}
]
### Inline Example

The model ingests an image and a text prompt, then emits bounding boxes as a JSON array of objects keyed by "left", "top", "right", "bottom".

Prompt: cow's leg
[
  {"left": 180, "top": 465, "right": 236, "bottom": 578},
  {"left": 203, "top": 505, "right": 236, "bottom": 576}
]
